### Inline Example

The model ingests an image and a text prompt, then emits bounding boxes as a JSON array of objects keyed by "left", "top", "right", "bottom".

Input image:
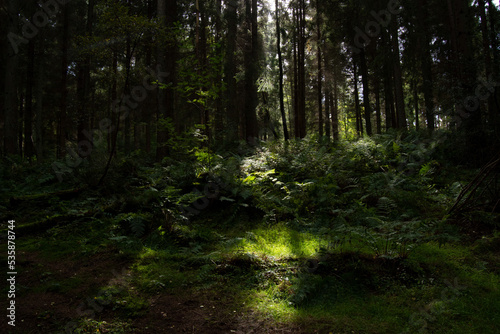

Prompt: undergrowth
[{"left": 2, "top": 131, "right": 499, "bottom": 333}]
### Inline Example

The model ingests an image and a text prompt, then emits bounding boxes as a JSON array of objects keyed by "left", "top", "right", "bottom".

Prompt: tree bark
[
  {"left": 4, "top": 0, "right": 20, "bottom": 155},
  {"left": 276, "top": 0, "right": 289, "bottom": 140},
  {"left": 156, "top": 0, "right": 177, "bottom": 161},
  {"left": 24, "top": 39, "right": 35, "bottom": 160},
  {"left": 359, "top": 48, "right": 372, "bottom": 136},
  {"left": 391, "top": 21, "right": 407, "bottom": 129},
  {"left": 316, "top": 0, "right": 323, "bottom": 138},
  {"left": 353, "top": 60, "right": 363, "bottom": 137},
  {"left": 224, "top": 0, "right": 238, "bottom": 142}
]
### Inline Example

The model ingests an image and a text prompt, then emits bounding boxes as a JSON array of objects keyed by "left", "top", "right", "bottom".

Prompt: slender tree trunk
[
  {"left": 123, "top": 37, "right": 131, "bottom": 154},
  {"left": 375, "top": 78, "right": 382, "bottom": 134},
  {"left": 77, "top": 0, "right": 94, "bottom": 158},
  {"left": 214, "top": 0, "right": 223, "bottom": 145},
  {"left": 293, "top": 6, "right": 299, "bottom": 138},
  {"left": 276, "top": 0, "right": 289, "bottom": 140},
  {"left": 35, "top": 41, "right": 44, "bottom": 160},
  {"left": 487, "top": 0, "right": 500, "bottom": 127},
  {"left": 24, "top": 39, "right": 35, "bottom": 160},
  {"left": 353, "top": 61, "right": 363, "bottom": 137},
  {"left": 156, "top": 0, "right": 177, "bottom": 160},
  {"left": 244, "top": 0, "right": 259, "bottom": 143},
  {"left": 359, "top": 48, "right": 372, "bottom": 136},
  {"left": 413, "top": 80, "right": 419, "bottom": 130},
  {"left": 332, "top": 88, "right": 339, "bottom": 141},
  {"left": 57, "top": 3, "right": 69, "bottom": 158},
  {"left": 391, "top": 21, "right": 406, "bottom": 129},
  {"left": 298, "top": 0, "right": 307, "bottom": 138},
  {"left": 384, "top": 68, "right": 394, "bottom": 130},
  {"left": 145, "top": 0, "right": 154, "bottom": 153},
  {"left": 479, "top": 0, "right": 497, "bottom": 123},
  {"left": 4, "top": 0, "right": 20, "bottom": 155},
  {"left": 316, "top": 0, "right": 323, "bottom": 138},
  {"left": 224, "top": 0, "right": 238, "bottom": 142},
  {"left": 417, "top": 0, "right": 435, "bottom": 131}
]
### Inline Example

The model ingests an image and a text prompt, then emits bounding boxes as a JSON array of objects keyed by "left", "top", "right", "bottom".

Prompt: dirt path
[{"left": 1, "top": 250, "right": 301, "bottom": 333}]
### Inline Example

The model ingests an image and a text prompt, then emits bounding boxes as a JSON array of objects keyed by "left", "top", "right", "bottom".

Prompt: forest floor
[{"left": 1, "top": 135, "right": 499, "bottom": 333}]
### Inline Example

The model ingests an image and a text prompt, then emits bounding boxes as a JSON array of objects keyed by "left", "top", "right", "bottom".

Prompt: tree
[
  {"left": 4, "top": 0, "right": 20, "bottom": 155},
  {"left": 276, "top": 0, "right": 289, "bottom": 140},
  {"left": 244, "top": 0, "right": 259, "bottom": 143},
  {"left": 156, "top": 0, "right": 177, "bottom": 161}
]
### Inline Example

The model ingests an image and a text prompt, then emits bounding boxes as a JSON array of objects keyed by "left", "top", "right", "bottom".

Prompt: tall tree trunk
[
  {"left": 244, "top": 0, "right": 259, "bottom": 143},
  {"left": 293, "top": 6, "right": 299, "bottom": 138},
  {"left": 479, "top": 0, "right": 497, "bottom": 123},
  {"left": 413, "top": 80, "right": 419, "bottom": 130},
  {"left": 196, "top": 0, "right": 209, "bottom": 143},
  {"left": 4, "top": 0, "right": 20, "bottom": 155},
  {"left": 276, "top": 0, "right": 289, "bottom": 140},
  {"left": 487, "top": 0, "right": 500, "bottom": 128},
  {"left": 35, "top": 42, "right": 44, "bottom": 160},
  {"left": 359, "top": 48, "right": 372, "bottom": 136},
  {"left": 156, "top": 0, "right": 177, "bottom": 161},
  {"left": 224, "top": 0, "right": 238, "bottom": 142},
  {"left": 384, "top": 68, "right": 394, "bottom": 130},
  {"left": 331, "top": 88, "right": 339, "bottom": 141},
  {"left": 316, "top": 0, "right": 323, "bottom": 138},
  {"left": 214, "top": 0, "right": 224, "bottom": 145},
  {"left": 391, "top": 21, "right": 407, "bottom": 129},
  {"left": 417, "top": 0, "right": 435, "bottom": 130},
  {"left": 145, "top": 0, "right": 154, "bottom": 154},
  {"left": 24, "top": 39, "right": 36, "bottom": 160},
  {"left": 375, "top": 78, "right": 382, "bottom": 134},
  {"left": 353, "top": 61, "right": 363, "bottom": 137},
  {"left": 293, "top": 1, "right": 307, "bottom": 139},
  {"left": 298, "top": 0, "right": 307, "bottom": 138},
  {"left": 77, "top": 0, "right": 94, "bottom": 158},
  {"left": 57, "top": 2, "right": 69, "bottom": 158}
]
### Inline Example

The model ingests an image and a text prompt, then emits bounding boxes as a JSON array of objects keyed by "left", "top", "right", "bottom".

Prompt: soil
[{"left": 1, "top": 250, "right": 302, "bottom": 334}]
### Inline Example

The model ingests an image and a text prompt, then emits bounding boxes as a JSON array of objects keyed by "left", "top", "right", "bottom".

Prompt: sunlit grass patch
[{"left": 236, "top": 224, "right": 325, "bottom": 259}]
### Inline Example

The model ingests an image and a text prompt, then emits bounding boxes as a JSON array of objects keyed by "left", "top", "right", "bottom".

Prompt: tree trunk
[
  {"left": 156, "top": 0, "right": 177, "bottom": 161},
  {"left": 391, "top": 21, "right": 407, "bottom": 129},
  {"left": 479, "top": 0, "right": 497, "bottom": 124},
  {"left": 243, "top": 0, "right": 259, "bottom": 143},
  {"left": 413, "top": 80, "right": 419, "bottom": 130},
  {"left": 316, "top": 0, "right": 323, "bottom": 138},
  {"left": 224, "top": 0, "right": 238, "bottom": 142},
  {"left": 353, "top": 61, "right": 363, "bottom": 137},
  {"left": 375, "top": 78, "right": 382, "bottom": 134},
  {"left": 359, "top": 48, "right": 372, "bottom": 136},
  {"left": 4, "top": 0, "right": 20, "bottom": 155},
  {"left": 24, "top": 39, "right": 35, "bottom": 160},
  {"left": 276, "top": 0, "right": 289, "bottom": 140}
]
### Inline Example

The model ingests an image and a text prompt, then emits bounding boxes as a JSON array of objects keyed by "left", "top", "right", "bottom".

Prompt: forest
[{"left": 1, "top": 0, "right": 500, "bottom": 333}]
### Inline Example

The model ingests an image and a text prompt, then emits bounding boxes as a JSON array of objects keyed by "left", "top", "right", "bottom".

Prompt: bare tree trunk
[
  {"left": 316, "top": 0, "right": 323, "bottom": 138},
  {"left": 24, "top": 39, "right": 35, "bottom": 160},
  {"left": 359, "top": 48, "right": 372, "bottom": 136},
  {"left": 375, "top": 78, "right": 382, "bottom": 134},
  {"left": 156, "top": 0, "right": 177, "bottom": 161},
  {"left": 276, "top": 0, "right": 289, "bottom": 140},
  {"left": 244, "top": 0, "right": 259, "bottom": 143},
  {"left": 353, "top": 60, "right": 363, "bottom": 137},
  {"left": 224, "top": 0, "right": 238, "bottom": 142},
  {"left": 391, "top": 21, "right": 407, "bottom": 129},
  {"left": 4, "top": 0, "right": 20, "bottom": 155}
]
